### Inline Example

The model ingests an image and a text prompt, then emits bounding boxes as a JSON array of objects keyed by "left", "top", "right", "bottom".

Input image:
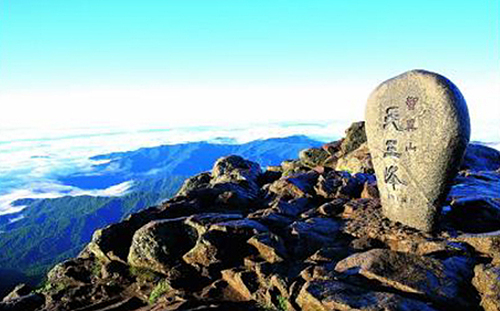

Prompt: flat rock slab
[
  {"left": 334, "top": 249, "right": 475, "bottom": 309},
  {"left": 296, "top": 280, "right": 439, "bottom": 311},
  {"left": 365, "top": 69, "right": 470, "bottom": 231},
  {"left": 454, "top": 230, "right": 500, "bottom": 264}
]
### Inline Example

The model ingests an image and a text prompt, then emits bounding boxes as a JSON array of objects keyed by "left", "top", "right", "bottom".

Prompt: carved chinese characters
[{"left": 365, "top": 70, "right": 470, "bottom": 231}]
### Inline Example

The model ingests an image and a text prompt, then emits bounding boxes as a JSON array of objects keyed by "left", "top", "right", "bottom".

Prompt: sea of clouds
[
  {"left": 0, "top": 121, "right": 353, "bottom": 215},
  {"left": 0, "top": 120, "right": 498, "bottom": 216}
]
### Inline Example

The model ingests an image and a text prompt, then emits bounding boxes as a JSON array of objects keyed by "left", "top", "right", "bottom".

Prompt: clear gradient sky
[{"left": 0, "top": 1, "right": 498, "bottom": 132}]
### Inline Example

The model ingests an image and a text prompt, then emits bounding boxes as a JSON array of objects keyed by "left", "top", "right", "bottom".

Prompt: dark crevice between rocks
[
  {"left": 287, "top": 278, "right": 306, "bottom": 311},
  {"left": 168, "top": 263, "right": 212, "bottom": 292}
]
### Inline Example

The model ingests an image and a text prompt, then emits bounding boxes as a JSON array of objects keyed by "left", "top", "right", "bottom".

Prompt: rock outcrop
[{"left": 2, "top": 122, "right": 499, "bottom": 311}]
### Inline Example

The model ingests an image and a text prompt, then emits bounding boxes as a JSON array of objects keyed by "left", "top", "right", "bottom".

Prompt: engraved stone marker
[{"left": 365, "top": 70, "right": 470, "bottom": 231}]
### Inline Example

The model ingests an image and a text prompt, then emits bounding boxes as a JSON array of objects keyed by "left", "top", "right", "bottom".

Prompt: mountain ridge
[
  {"left": 0, "top": 135, "right": 322, "bottom": 299},
  {"left": 2, "top": 122, "right": 499, "bottom": 311}
]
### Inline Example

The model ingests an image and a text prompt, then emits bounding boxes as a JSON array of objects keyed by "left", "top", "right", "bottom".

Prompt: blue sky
[{"left": 0, "top": 1, "right": 498, "bottom": 131}]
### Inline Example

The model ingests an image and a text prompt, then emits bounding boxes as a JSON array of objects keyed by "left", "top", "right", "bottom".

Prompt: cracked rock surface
[{"left": 3, "top": 122, "right": 500, "bottom": 311}]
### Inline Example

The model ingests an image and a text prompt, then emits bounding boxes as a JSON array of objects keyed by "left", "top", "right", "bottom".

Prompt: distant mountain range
[
  {"left": 58, "top": 135, "right": 322, "bottom": 190},
  {"left": 0, "top": 135, "right": 322, "bottom": 295}
]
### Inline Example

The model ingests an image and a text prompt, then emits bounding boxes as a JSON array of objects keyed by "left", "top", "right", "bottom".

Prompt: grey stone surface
[
  {"left": 296, "top": 280, "right": 440, "bottom": 311},
  {"left": 335, "top": 249, "right": 476, "bottom": 308},
  {"left": 472, "top": 264, "right": 500, "bottom": 311},
  {"left": 365, "top": 69, "right": 470, "bottom": 231}
]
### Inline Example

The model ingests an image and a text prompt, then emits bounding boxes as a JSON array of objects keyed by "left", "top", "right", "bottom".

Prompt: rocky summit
[
  {"left": 2, "top": 122, "right": 500, "bottom": 311},
  {"left": 366, "top": 69, "right": 471, "bottom": 232}
]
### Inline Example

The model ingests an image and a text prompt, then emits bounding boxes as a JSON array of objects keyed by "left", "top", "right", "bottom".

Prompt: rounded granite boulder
[{"left": 365, "top": 69, "right": 470, "bottom": 232}]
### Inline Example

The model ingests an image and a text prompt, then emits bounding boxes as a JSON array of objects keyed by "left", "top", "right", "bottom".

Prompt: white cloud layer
[
  {"left": 0, "top": 78, "right": 498, "bottom": 131},
  {"left": 0, "top": 84, "right": 356, "bottom": 128},
  {"left": 0, "top": 122, "right": 345, "bottom": 216},
  {"left": 0, "top": 115, "right": 498, "bottom": 216},
  {"left": 0, "top": 181, "right": 133, "bottom": 215}
]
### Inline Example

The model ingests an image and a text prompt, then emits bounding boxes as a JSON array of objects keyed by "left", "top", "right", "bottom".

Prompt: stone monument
[{"left": 365, "top": 69, "right": 470, "bottom": 231}]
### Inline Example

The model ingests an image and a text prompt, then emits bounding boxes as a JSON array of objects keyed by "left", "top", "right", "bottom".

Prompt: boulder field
[{"left": 2, "top": 122, "right": 500, "bottom": 311}]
